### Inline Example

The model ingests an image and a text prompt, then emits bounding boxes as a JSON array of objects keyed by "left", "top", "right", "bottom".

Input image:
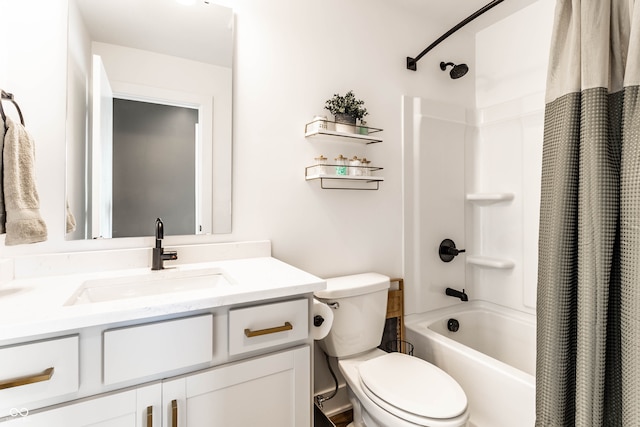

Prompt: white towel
[
  {"left": 2, "top": 116, "right": 47, "bottom": 245},
  {"left": 66, "top": 198, "right": 76, "bottom": 234}
]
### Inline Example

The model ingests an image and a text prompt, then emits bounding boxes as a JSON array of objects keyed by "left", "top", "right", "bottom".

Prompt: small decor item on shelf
[
  {"left": 358, "top": 121, "right": 369, "bottom": 135},
  {"left": 361, "top": 158, "right": 371, "bottom": 176},
  {"left": 324, "top": 90, "right": 368, "bottom": 134},
  {"left": 349, "top": 156, "right": 362, "bottom": 176},
  {"left": 334, "top": 154, "right": 348, "bottom": 176},
  {"left": 308, "top": 115, "right": 330, "bottom": 133},
  {"left": 314, "top": 155, "right": 328, "bottom": 175}
]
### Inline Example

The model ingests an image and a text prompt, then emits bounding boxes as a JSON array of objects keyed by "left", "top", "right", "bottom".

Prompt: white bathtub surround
[
  {"left": 405, "top": 301, "right": 535, "bottom": 427},
  {"left": 402, "top": 0, "right": 555, "bottom": 318},
  {"left": 402, "top": 97, "right": 468, "bottom": 315},
  {"left": 465, "top": 92, "right": 544, "bottom": 311},
  {"left": 401, "top": 91, "right": 543, "bottom": 315}
]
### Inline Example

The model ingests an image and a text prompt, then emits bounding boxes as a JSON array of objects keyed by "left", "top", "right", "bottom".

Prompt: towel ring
[{"left": 0, "top": 89, "right": 25, "bottom": 129}]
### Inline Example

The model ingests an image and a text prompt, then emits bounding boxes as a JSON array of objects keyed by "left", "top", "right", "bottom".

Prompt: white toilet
[{"left": 315, "top": 273, "right": 469, "bottom": 427}]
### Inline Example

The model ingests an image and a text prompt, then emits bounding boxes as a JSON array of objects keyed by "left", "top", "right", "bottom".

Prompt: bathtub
[{"left": 404, "top": 301, "right": 535, "bottom": 427}]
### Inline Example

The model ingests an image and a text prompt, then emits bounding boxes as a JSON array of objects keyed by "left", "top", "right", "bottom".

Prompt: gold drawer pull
[
  {"left": 171, "top": 399, "right": 178, "bottom": 427},
  {"left": 0, "top": 367, "right": 54, "bottom": 390},
  {"left": 146, "top": 406, "right": 153, "bottom": 427},
  {"left": 244, "top": 321, "right": 293, "bottom": 338}
]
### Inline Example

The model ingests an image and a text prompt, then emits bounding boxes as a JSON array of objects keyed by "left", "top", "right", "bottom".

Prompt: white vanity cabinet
[
  {"left": 159, "top": 298, "right": 311, "bottom": 427},
  {"left": 6, "top": 346, "right": 311, "bottom": 427},
  {"left": 162, "top": 346, "right": 310, "bottom": 427},
  {"left": 2, "top": 383, "right": 161, "bottom": 427},
  {"left": 0, "top": 296, "right": 312, "bottom": 427},
  {"left": 102, "top": 314, "right": 214, "bottom": 386},
  {"left": 0, "top": 335, "right": 80, "bottom": 413}
]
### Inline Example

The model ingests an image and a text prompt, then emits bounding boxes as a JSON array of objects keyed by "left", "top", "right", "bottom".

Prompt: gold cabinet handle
[
  {"left": 146, "top": 406, "right": 153, "bottom": 427},
  {"left": 0, "top": 367, "right": 54, "bottom": 390},
  {"left": 171, "top": 399, "right": 178, "bottom": 427},
  {"left": 244, "top": 321, "right": 293, "bottom": 338}
]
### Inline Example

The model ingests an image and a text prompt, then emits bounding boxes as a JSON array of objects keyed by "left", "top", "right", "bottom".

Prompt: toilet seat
[{"left": 358, "top": 352, "right": 467, "bottom": 425}]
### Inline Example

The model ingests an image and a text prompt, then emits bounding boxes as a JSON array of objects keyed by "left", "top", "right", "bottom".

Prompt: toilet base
[{"left": 347, "top": 385, "right": 409, "bottom": 427}]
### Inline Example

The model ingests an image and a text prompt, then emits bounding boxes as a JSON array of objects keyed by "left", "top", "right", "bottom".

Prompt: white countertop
[{"left": 0, "top": 256, "right": 325, "bottom": 343}]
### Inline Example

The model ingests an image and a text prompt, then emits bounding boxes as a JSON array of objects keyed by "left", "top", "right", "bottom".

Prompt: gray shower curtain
[{"left": 536, "top": 1, "right": 640, "bottom": 425}]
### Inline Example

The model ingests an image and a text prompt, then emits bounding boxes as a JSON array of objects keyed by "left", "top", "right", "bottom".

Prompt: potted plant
[{"left": 325, "top": 91, "right": 368, "bottom": 133}]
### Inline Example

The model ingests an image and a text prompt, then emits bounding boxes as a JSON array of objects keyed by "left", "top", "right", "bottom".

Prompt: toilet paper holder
[
  {"left": 314, "top": 315, "right": 325, "bottom": 327},
  {"left": 312, "top": 299, "right": 334, "bottom": 341},
  {"left": 313, "top": 301, "right": 338, "bottom": 326}
]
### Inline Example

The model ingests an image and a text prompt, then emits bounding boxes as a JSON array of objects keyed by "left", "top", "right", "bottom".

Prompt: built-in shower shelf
[
  {"left": 466, "top": 193, "right": 514, "bottom": 205},
  {"left": 466, "top": 256, "right": 515, "bottom": 269}
]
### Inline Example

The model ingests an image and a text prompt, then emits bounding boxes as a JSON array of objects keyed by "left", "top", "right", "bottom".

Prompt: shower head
[{"left": 440, "top": 61, "right": 469, "bottom": 79}]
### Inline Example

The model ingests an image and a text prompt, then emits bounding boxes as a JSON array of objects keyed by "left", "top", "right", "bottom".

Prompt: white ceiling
[
  {"left": 75, "top": 0, "right": 233, "bottom": 68},
  {"left": 397, "top": 0, "right": 541, "bottom": 33},
  {"left": 75, "top": 0, "right": 540, "bottom": 69}
]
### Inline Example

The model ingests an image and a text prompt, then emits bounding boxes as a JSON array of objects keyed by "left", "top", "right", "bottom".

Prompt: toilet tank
[{"left": 314, "top": 273, "right": 390, "bottom": 358}]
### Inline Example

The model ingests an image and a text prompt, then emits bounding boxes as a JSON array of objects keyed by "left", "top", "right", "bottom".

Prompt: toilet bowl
[
  {"left": 315, "top": 273, "right": 469, "bottom": 427},
  {"left": 339, "top": 349, "right": 469, "bottom": 427}
]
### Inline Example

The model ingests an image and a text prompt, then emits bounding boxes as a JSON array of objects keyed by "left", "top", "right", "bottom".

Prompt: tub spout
[{"left": 446, "top": 287, "right": 468, "bottom": 301}]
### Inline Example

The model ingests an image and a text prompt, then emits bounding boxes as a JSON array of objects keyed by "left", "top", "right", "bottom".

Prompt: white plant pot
[
  {"left": 334, "top": 113, "right": 356, "bottom": 134},
  {"left": 335, "top": 123, "right": 356, "bottom": 133}
]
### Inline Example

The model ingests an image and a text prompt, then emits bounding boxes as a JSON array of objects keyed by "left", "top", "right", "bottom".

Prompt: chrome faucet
[
  {"left": 152, "top": 218, "right": 178, "bottom": 270},
  {"left": 445, "top": 287, "right": 468, "bottom": 302}
]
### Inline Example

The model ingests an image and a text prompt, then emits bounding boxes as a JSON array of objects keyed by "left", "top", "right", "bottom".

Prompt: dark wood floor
[{"left": 330, "top": 409, "right": 353, "bottom": 427}]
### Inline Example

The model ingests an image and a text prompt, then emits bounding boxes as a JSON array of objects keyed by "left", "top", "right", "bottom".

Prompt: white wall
[
  {"left": 0, "top": 0, "right": 474, "bottom": 281},
  {"left": 0, "top": 0, "right": 68, "bottom": 254},
  {"left": 3, "top": 2, "right": 475, "bottom": 408},
  {"left": 470, "top": 0, "right": 555, "bottom": 313},
  {"left": 475, "top": 0, "right": 554, "bottom": 109},
  {"left": 2, "top": 0, "right": 556, "bottom": 412},
  {"left": 225, "top": 0, "right": 476, "bottom": 280}
]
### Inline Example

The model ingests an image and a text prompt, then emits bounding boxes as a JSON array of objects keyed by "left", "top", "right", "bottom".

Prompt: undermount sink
[{"left": 65, "top": 267, "right": 233, "bottom": 305}]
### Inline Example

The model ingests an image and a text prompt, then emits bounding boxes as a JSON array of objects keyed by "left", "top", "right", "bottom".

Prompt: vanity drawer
[
  {"left": 103, "top": 314, "right": 213, "bottom": 385},
  {"left": 229, "top": 298, "right": 308, "bottom": 356},
  {"left": 0, "top": 335, "right": 79, "bottom": 416}
]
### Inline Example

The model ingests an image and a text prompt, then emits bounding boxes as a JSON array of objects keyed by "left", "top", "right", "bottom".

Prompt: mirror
[{"left": 66, "top": 0, "right": 233, "bottom": 239}]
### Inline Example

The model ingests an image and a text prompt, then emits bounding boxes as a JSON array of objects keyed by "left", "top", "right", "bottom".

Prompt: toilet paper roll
[{"left": 311, "top": 299, "right": 334, "bottom": 340}]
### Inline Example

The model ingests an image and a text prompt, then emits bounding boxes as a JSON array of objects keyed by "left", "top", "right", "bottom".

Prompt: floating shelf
[
  {"left": 304, "top": 120, "right": 383, "bottom": 189},
  {"left": 466, "top": 193, "right": 514, "bottom": 205},
  {"left": 305, "top": 165, "right": 384, "bottom": 190},
  {"left": 304, "top": 121, "right": 383, "bottom": 144},
  {"left": 305, "top": 175, "right": 384, "bottom": 190},
  {"left": 466, "top": 255, "right": 515, "bottom": 269}
]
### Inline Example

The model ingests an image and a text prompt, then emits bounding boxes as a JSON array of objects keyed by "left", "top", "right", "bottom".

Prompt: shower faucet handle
[
  {"left": 442, "top": 246, "right": 465, "bottom": 255},
  {"left": 439, "top": 239, "right": 465, "bottom": 262}
]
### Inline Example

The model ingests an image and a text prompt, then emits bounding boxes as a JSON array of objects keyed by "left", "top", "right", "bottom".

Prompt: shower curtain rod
[{"left": 406, "top": 0, "right": 505, "bottom": 71}]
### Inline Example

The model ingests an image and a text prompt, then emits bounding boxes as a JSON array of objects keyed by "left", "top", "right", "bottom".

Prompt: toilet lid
[{"left": 358, "top": 353, "right": 467, "bottom": 420}]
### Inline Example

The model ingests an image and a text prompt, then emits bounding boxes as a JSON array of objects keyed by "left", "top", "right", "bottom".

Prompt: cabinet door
[
  {"left": 2, "top": 383, "right": 161, "bottom": 427},
  {"left": 162, "top": 346, "right": 310, "bottom": 427}
]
